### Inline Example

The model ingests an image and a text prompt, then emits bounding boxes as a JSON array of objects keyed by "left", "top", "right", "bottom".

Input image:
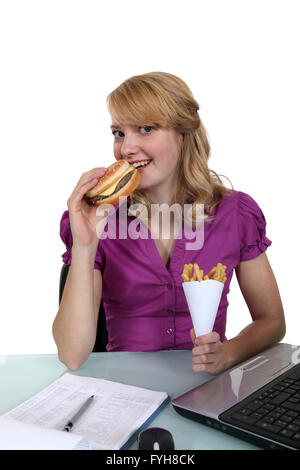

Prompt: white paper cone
[{"left": 182, "top": 280, "right": 224, "bottom": 337}]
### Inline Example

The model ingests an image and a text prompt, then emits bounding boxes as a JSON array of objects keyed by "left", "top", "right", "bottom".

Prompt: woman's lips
[{"left": 137, "top": 160, "right": 152, "bottom": 172}]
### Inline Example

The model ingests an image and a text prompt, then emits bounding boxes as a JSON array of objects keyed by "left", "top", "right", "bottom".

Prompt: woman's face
[{"left": 110, "top": 119, "right": 183, "bottom": 201}]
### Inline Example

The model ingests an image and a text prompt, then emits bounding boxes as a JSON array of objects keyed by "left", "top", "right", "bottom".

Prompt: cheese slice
[{"left": 100, "top": 166, "right": 134, "bottom": 196}]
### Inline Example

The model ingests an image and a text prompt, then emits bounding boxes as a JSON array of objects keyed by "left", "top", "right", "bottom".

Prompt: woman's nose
[{"left": 120, "top": 133, "right": 139, "bottom": 157}]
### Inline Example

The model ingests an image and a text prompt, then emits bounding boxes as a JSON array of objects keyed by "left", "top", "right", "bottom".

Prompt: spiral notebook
[{"left": 0, "top": 373, "right": 169, "bottom": 450}]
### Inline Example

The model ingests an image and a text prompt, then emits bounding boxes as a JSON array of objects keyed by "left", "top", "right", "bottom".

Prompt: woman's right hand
[{"left": 67, "top": 167, "right": 109, "bottom": 250}]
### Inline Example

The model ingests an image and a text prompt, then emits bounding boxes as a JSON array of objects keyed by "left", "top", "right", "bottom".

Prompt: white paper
[
  {"left": 2, "top": 373, "right": 167, "bottom": 450},
  {"left": 182, "top": 280, "right": 224, "bottom": 336},
  {"left": 0, "top": 417, "right": 89, "bottom": 450}
]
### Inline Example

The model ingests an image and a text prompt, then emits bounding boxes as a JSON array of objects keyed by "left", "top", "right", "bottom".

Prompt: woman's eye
[
  {"left": 112, "top": 130, "right": 124, "bottom": 138},
  {"left": 140, "top": 126, "right": 152, "bottom": 134}
]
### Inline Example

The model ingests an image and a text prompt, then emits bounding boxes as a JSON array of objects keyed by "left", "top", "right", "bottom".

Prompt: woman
[{"left": 52, "top": 72, "right": 285, "bottom": 372}]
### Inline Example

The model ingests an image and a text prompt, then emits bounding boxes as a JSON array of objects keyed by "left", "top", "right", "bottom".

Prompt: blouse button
[
  {"left": 166, "top": 328, "right": 173, "bottom": 335},
  {"left": 167, "top": 309, "right": 173, "bottom": 314},
  {"left": 167, "top": 284, "right": 173, "bottom": 290}
]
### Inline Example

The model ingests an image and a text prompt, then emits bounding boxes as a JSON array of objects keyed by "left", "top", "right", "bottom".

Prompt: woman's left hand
[{"left": 190, "top": 329, "right": 227, "bottom": 375}]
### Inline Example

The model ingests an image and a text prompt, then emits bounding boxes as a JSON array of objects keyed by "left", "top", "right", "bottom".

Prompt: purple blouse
[{"left": 60, "top": 190, "right": 272, "bottom": 352}]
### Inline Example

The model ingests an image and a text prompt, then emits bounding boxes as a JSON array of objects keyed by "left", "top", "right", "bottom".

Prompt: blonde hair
[{"left": 107, "top": 72, "right": 234, "bottom": 225}]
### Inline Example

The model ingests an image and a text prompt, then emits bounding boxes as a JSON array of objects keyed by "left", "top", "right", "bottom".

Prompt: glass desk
[{"left": 0, "top": 351, "right": 259, "bottom": 450}]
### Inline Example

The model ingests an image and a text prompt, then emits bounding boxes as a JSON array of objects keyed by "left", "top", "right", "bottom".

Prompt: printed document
[{"left": 1, "top": 373, "right": 168, "bottom": 450}]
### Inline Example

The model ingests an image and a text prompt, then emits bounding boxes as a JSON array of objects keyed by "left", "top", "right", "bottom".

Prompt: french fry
[
  {"left": 191, "top": 263, "right": 198, "bottom": 281},
  {"left": 221, "top": 265, "right": 227, "bottom": 283},
  {"left": 189, "top": 264, "right": 194, "bottom": 281},
  {"left": 213, "top": 264, "right": 219, "bottom": 281},
  {"left": 220, "top": 265, "right": 227, "bottom": 283},
  {"left": 207, "top": 266, "right": 217, "bottom": 279},
  {"left": 191, "top": 264, "right": 202, "bottom": 281},
  {"left": 194, "top": 264, "right": 203, "bottom": 282},
  {"left": 182, "top": 263, "right": 227, "bottom": 283},
  {"left": 182, "top": 264, "right": 193, "bottom": 282},
  {"left": 182, "top": 265, "right": 190, "bottom": 282},
  {"left": 215, "top": 263, "right": 223, "bottom": 281}
]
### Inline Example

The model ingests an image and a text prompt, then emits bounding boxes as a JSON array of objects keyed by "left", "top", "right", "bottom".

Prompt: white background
[{"left": 0, "top": 0, "right": 299, "bottom": 355}]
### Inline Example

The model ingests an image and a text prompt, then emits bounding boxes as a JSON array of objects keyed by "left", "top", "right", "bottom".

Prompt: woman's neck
[{"left": 146, "top": 186, "right": 177, "bottom": 207}]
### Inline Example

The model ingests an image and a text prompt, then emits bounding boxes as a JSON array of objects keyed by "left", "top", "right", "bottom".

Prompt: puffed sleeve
[
  {"left": 59, "top": 210, "right": 105, "bottom": 271},
  {"left": 238, "top": 192, "right": 272, "bottom": 262}
]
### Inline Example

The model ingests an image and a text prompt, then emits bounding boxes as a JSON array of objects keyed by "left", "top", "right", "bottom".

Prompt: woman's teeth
[{"left": 132, "top": 159, "right": 152, "bottom": 168}]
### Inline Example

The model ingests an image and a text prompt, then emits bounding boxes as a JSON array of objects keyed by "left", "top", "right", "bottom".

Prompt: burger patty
[{"left": 88, "top": 171, "right": 134, "bottom": 203}]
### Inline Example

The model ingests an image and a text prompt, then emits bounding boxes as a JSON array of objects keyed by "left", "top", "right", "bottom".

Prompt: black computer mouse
[{"left": 138, "top": 427, "right": 175, "bottom": 450}]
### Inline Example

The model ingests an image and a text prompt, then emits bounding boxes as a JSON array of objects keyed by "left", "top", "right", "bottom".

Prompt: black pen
[{"left": 63, "top": 395, "right": 95, "bottom": 432}]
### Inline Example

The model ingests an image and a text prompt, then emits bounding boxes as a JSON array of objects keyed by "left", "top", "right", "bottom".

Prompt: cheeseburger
[{"left": 85, "top": 160, "right": 141, "bottom": 206}]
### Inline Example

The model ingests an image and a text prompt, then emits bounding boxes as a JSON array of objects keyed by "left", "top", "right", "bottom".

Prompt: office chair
[{"left": 59, "top": 264, "right": 108, "bottom": 352}]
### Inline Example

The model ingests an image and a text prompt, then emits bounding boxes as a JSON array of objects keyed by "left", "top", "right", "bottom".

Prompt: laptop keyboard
[{"left": 219, "top": 363, "right": 300, "bottom": 449}]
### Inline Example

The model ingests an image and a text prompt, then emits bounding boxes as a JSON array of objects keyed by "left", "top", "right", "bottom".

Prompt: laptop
[{"left": 172, "top": 343, "right": 300, "bottom": 450}]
